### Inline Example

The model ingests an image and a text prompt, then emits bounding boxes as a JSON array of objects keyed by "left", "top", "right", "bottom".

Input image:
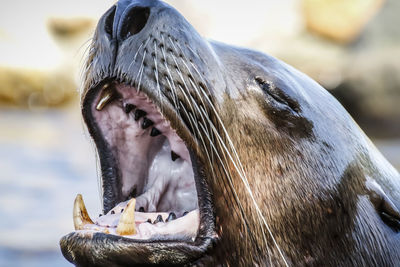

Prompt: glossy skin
[{"left": 60, "top": 0, "right": 400, "bottom": 266}]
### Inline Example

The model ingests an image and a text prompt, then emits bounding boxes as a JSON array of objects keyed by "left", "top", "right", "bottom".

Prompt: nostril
[
  {"left": 120, "top": 7, "right": 150, "bottom": 39},
  {"left": 104, "top": 6, "right": 116, "bottom": 36}
]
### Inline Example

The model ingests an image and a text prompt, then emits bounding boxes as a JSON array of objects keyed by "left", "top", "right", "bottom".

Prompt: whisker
[
  {"left": 172, "top": 42, "right": 214, "bottom": 158},
  {"left": 170, "top": 50, "right": 263, "bottom": 252},
  {"left": 136, "top": 49, "right": 147, "bottom": 92},
  {"left": 174, "top": 68, "right": 254, "bottom": 247},
  {"left": 180, "top": 106, "right": 235, "bottom": 215},
  {"left": 180, "top": 51, "right": 282, "bottom": 258},
  {"left": 197, "top": 122, "right": 258, "bottom": 240},
  {"left": 161, "top": 35, "right": 179, "bottom": 110},
  {"left": 198, "top": 104, "right": 285, "bottom": 263},
  {"left": 126, "top": 40, "right": 145, "bottom": 75},
  {"left": 153, "top": 41, "right": 162, "bottom": 112}
]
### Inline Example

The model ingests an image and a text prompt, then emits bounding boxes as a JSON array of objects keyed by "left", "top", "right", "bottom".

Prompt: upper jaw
[{"left": 59, "top": 79, "right": 217, "bottom": 265}]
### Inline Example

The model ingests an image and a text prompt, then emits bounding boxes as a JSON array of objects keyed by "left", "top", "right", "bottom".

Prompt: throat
[{"left": 133, "top": 138, "right": 198, "bottom": 213}]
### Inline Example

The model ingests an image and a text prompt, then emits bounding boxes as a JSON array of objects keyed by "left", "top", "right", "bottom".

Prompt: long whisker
[
  {"left": 199, "top": 104, "right": 285, "bottom": 262},
  {"left": 171, "top": 40, "right": 214, "bottom": 159},
  {"left": 180, "top": 47, "right": 287, "bottom": 264},
  {"left": 126, "top": 40, "right": 145, "bottom": 75},
  {"left": 136, "top": 49, "right": 147, "bottom": 92},
  {"left": 153, "top": 41, "right": 162, "bottom": 112},
  {"left": 161, "top": 34, "right": 179, "bottom": 110},
  {"left": 197, "top": 122, "right": 260, "bottom": 250},
  {"left": 167, "top": 43, "right": 261, "bottom": 249},
  {"left": 169, "top": 54, "right": 254, "bottom": 247},
  {"left": 180, "top": 105, "right": 238, "bottom": 217}
]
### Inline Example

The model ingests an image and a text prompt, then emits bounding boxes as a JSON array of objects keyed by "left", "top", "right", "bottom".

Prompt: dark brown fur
[{"left": 60, "top": 0, "right": 400, "bottom": 266}]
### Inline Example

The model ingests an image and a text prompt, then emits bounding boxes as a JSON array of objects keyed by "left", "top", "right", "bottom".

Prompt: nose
[{"left": 105, "top": 0, "right": 159, "bottom": 41}]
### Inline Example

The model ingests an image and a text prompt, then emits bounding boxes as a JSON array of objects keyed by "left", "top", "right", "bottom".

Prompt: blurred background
[{"left": 0, "top": 0, "right": 399, "bottom": 266}]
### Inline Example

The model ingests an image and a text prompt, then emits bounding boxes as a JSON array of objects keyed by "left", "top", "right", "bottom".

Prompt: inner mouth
[{"left": 75, "top": 81, "right": 200, "bottom": 241}]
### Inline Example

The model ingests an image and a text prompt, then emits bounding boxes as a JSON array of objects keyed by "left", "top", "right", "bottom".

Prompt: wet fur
[{"left": 61, "top": 0, "right": 400, "bottom": 266}]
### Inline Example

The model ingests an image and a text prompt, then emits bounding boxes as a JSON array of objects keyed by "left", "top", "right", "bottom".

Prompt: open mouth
[{"left": 72, "top": 80, "right": 213, "bottom": 245}]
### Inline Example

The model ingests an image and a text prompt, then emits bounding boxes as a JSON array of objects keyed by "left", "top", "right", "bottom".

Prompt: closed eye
[{"left": 255, "top": 77, "right": 301, "bottom": 113}]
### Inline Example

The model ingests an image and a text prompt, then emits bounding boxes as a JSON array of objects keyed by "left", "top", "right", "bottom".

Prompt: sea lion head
[{"left": 60, "top": 0, "right": 400, "bottom": 266}]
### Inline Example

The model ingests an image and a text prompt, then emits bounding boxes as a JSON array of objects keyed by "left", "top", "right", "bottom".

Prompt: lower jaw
[
  {"left": 61, "top": 150, "right": 214, "bottom": 264},
  {"left": 61, "top": 176, "right": 217, "bottom": 265},
  {"left": 60, "top": 231, "right": 212, "bottom": 266},
  {"left": 60, "top": 158, "right": 215, "bottom": 266},
  {"left": 61, "top": 194, "right": 214, "bottom": 266}
]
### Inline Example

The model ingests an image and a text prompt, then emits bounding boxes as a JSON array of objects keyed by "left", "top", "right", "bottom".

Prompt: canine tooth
[
  {"left": 142, "top": 118, "right": 154, "bottom": 129},
  {"left": 153, "top": 214, "right": 164, "bottom": 224},
  {"left": 96, "top": 84, "right": 116, "bottom": 111},
  {"left": 116, "top": 198, "right": 136, "bottom": 235},
  {"left": 171, "top": 151, "right": 180, "bottom": 161},
  {"left": 124, "top": 103, "right": 136, "bottom": 114},
  {"left": 139, "top": 207, "right": 145, "bottom": 212},
  {"left": 166, "top": 212, "right": 176, "bottom": 222},
  {"left": 73, "top": 194, "right": 94, "bottom": 230},
  {"left": 150, "top": 127, "right": 161, "bottom": 136},
  {"left": 134, "top": 109, "right": 146, "bottom": 120}
]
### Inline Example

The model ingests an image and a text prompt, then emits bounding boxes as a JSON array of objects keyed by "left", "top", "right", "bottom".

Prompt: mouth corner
[{"left": 63, "top": 79, "right": 217, "bottom": 265}]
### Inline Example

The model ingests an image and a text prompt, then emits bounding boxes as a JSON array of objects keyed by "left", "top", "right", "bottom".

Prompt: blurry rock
[
  {"left": 0, "top": 66, "right": 76, "bottom": 109},
  {"left": 48, "top": 17, "right": 94, "bottom": 38},
  {"left": 303, "top": 0, "right": 385, "bottom": 43},
  {"left": 270, "top": 0, "right": 400, "bottom": 138},
  {"left": 0, "top": 16, "right": 95, "bottom": 109}
]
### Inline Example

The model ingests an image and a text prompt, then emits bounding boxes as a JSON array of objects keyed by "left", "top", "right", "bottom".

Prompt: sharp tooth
[
  {"left": 150, "top": 127, "right": 161, "bottom": 137},
  {"left": 96, "top": 84, "right": 116, "bottom": 111},
  {"left": 134, "top": 109, "right": 147, "bottom": 120},
  {"left": 166, "top": 212, "right": 176, "bottom": 222},
  {"left": 142, "top": 118, "right": 154, "bottom": 129},
  {"left": 116, "top": 198, "right": 137, "bottom": 236},
  {"left": 124, "top": 103, "right": 136, "bottom": 114},
  {"left": 171, "top": 151, "right": 180, "bottom": 161},
  {"left": 73, "top": 194, "right": 94, "bottom": 230},
  {"left": 153, "top": 214, "right": 164, "bottom": 224}
]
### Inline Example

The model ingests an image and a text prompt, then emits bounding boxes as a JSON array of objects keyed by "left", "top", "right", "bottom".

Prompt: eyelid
[{"left": 255, "top": 77, "right": 301, "bottom": 113}]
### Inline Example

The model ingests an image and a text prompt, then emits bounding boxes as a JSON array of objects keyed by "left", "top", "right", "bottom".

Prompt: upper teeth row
[
  {"left": 95, "top": 84, "right": 182, "bottom": 162},
  {"left": 94, "top": 84, "right": 160, "bottom": 136},
  {"left": 123, "top": 103, "right": 161, "bottom": 135},
  {"left": 123, "top": 103, "right": 181, "bottom": 161}
]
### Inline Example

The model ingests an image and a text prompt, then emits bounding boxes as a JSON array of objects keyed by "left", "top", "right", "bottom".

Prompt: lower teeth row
[{"left": 73, "top": 194, "right": 190, "bottom": 236}]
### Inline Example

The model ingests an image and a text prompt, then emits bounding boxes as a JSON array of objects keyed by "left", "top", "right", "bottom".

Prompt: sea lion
[{"left": 60, "top": 0, "right": 400, "bottom": 266}]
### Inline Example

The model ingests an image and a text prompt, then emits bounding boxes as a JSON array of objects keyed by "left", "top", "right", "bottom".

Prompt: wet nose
[{"left": 106, "top": 0, "right": 158, "bottom": 41}]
